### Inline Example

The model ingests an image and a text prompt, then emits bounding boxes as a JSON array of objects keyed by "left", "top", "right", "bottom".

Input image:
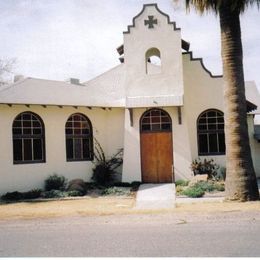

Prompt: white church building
[{"left": 1, "top": 4, "right": 260, "bottom": 194}]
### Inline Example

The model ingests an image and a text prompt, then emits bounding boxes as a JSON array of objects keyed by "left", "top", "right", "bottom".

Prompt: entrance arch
[{"left": 140, "top": 108, "right": 173, "bottom": 183}]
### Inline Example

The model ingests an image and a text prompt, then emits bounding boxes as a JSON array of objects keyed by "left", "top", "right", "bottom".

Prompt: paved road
[{"left": 0, "top": 211, "right": 260, "bottom": 257}]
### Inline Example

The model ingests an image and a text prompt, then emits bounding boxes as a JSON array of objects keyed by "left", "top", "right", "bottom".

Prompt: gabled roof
[
  {"left": 0, "top": 64, "right": 126, "bottom": 107},
  {"left": 245, "top": 81, "right": 260, "bottom": 114},
  {"left": 0, "top": 70, "right": 259, "bottom": 111}
]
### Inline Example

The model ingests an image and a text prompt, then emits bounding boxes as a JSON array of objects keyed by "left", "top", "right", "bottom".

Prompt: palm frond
[{"left": 185, "top": 0, "right": 260, "bottom": 14}]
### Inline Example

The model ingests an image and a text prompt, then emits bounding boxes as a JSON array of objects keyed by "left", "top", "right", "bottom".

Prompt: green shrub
[
  {"left": 44, "top": 174, "right": 67, "bottom": 191},
  {"left": 193, "top": 181, "right": 215, "bottom": 192},
  {"left": 92, "top": 164, "right": 112, "bottom": 186},
  {"left": 194, "top": 180, "right": 225, "bottom": 192},
  {"left": 176, "top": 185, "right": 184, "bottom": 195},
  {"left": 1, "top": 191, "right": 23, "bottom": 201},
  {"left": 67, "top": 190, "right": 84, "bottom": 197},
  {"left": 42, "top": 190, "right": 66, "bottom": 198},
  {"left": 114, "top": 182, "right": 132, "bottom": 187},
  {"left": 175, "top": 179, "right": 189, "bottom": 186},
  {"left": 92, "top": 138, "right": 123, "bottom": 185},
  {"left": 215, "top": 167, "right": 226, "bottom": 181},
  {"left": 181, "top": 186, "right": 205, "bottom": 198},
  {"left": 22, "top": 189, "right": 42, "bottom": 199},
  {"left": 101, "top": 187, "right": 130, "bottom": 196},
  {"left": 213, "top": 182, "right": 225, "bottom": 191},
  {"left": 191, "top": 158, "right": 219, "bottom": 179}
]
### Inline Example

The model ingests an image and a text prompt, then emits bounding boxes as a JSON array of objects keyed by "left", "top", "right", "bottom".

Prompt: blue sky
[{"left": 0, "top": 0, "right": 259, "bottom": 88}]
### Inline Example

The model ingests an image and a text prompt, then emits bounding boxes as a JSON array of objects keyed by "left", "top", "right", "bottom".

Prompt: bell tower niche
[{"left": 123, "top": 4, "right": 184, "bottom": 108}]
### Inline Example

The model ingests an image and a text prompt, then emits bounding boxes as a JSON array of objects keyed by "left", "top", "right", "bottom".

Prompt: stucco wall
[
  {"left": 182, "top": 53, "right": 226, "bottom": 171},
  {"left": 124, "top": 5, "right": 183, "bottom": 105},
  {"left": 122, "top": 54, "right": 230, "bottom": 183},
  {"left": 248, "top": 114, "right": 260, "bottom": 177},
  {"left": 122, "top": 106, "right": 193, "bottom": 182},
  {"left": 0, "top": 105, "right": 124, "bottom": 194},
  {"left": 182, "top": 54, "right": 260, "bottom": 178}
]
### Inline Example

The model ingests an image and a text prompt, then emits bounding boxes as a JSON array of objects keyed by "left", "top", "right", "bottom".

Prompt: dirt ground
[{"left": 1, "top": 195, "right": 260, "bottom": 220}]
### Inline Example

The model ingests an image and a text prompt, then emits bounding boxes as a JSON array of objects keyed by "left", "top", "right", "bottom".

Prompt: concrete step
[{"left": 135, "top": 183, "right": 176, "bottom": 209}]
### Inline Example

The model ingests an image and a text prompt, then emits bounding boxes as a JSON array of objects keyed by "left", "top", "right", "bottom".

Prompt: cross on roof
[{"left": 144, "top": 15, "right": 157, "bottom": 29}]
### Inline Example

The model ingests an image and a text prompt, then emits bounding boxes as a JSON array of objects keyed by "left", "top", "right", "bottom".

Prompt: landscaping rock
[
  {"left": 189, "top": 174, "right": 208, "bottom": 186},
  {"left": 66, "top": 179, "right": 86, "bottom": 194}
]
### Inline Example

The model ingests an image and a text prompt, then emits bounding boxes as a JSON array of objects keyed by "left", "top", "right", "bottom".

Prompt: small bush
[
  {"left": 67, "top": 190, "right": 84, "bottom": 197},
  {"left": 175, "top": 179, "right": 189, "bottom": 186},
  {"left": 194, "top": 180, "right": 225, "bottom": 192},
  {"left": 23, "top": 189, "right": 42, "bottom": 199},
  {"left": 215, "top": 167, "right": 226, "bottom": 181},
  {"left": 44, "top": 174, "right": 67, "bottom": 191},
  {"left": 101, "top": 187, "right": 130, "bottom": 196},
  {"left": 42, "top": 190, "right": 66, "bottom": 198},
  {"left": 191, "top": 158, "right": 219, "bottom": 179},
  {"left": 85, "top": 182, "right": 100, "bottom": 190},
  {"left": 92, "top": 164, "right": 112, "bottom": 186},
  {"left": 114, "top": 182, "right": 132, "bottom": 187},
  {"left": 213, "top": 182, "right": 225, "bottom": 191},
  {"left": 1, "top": 191, "right": 23, "bottom": 201},
  {"left": 181, "top": 186, "right": 205, "bottom": 198},
  {"left": 92, "top": 138, "right": 123, "bottom": 185},
  {"left": 193, "top": 181, "right": 215, "bottom": 192},
  {"left": 176, "top": 185, "right": 184, "bottom": 195}
]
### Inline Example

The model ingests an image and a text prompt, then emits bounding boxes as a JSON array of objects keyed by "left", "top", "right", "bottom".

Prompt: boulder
[
  {"left": 189, "top": 174, "right": 208, "bottom": 186},
  {"left": 66, "top": 179, "right": 86, "bottom": 194}
]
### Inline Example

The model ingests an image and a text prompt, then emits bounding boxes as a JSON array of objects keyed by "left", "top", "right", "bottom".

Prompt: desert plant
[
  {"left": 44, "top": 174, "right": 67, "bottom": 191},
  {"left": 175, "top": 179, "right": 189, "bottom": 187},
  {"left": 101, "top": 187, "right": 130, "bottom": 196},
  {"left": 1, "top": 191, "right": 23, "bottom": 201},
  {"left": 113, "top": 182, "right": 132, "bottom": 187},
  {"left": 191, "top": 158, "right": 219, "bottom": 179},
  {"left": 67, "top": 190, "right": 84, "bottom": 197},
  {"left": 213, "top": 182, "right": 225, "bottom": 192},
  {"left": 176, "top": 185, "right": 184, "bottom": 195},
  {"left": 215, "top": 167, "right": 226, "bottom": 181},
  {"left": 22, "top": 189, "right": 42, "bottom": 199},
  {"left": 92, "top": 137, "right": 123, "bottom": 185},
  {"left": 193, "top": 181, "right": 215, "bottom": 192},
  {"left": 181, "top": 186, "right": 205, "bottom": 198},
  {"left": 41, "top": 189, "right": 67, "bottom": 198}
]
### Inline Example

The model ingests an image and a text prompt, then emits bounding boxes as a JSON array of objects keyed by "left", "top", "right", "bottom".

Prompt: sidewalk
[
  {"left": 135, "top": 184, "right": 176, "bottom": 209},
  {"left": 134, "top": 180, "right": 260, "bottom": 209}
]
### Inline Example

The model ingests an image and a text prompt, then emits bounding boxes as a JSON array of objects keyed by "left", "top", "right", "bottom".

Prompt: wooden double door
[{"left": 140, "top": 109, "right": 174, "bottom": 183}]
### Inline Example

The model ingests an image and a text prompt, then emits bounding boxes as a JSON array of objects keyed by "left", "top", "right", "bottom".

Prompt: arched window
[
  {"left": 145, "top": 48, "right": 161, "bottom": 75},
  {"left": 65, "top": 113, "right": 93, "bottom": 161},
  {"left": 140, "top": 108, "right": 171, "bottom": 132},
  {"left": 12, "top": 111, "right": 45, "bottom": 164},
  {"left": 197, "top": 109, "right": 225, "bottom": 155}
]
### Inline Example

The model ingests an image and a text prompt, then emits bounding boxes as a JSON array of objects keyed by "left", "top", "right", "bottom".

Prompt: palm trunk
[{"left": 220, "top": 5, "right": 259, "bottom": 201}]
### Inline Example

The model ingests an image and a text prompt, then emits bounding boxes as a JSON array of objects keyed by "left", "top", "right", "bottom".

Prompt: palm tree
[{"left": 185, "top": 0, "right": 259, "bottom": 201}]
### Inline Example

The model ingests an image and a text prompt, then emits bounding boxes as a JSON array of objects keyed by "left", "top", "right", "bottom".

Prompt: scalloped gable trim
[
  {"left": 182, "top": 51, "right": 223, "bottom": 78},
  {"left": 123, "top": 3, "right": 180, "bottom": 34}
]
